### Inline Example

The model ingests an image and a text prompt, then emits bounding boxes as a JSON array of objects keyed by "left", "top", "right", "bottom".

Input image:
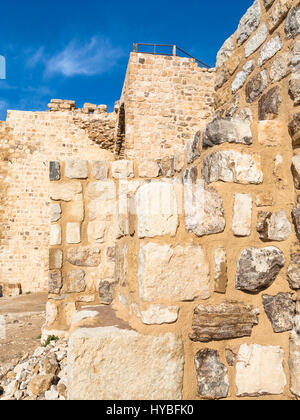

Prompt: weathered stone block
[
  {"left": 184, "top": 169, "right": 225, "bottom": 237},
  {"left": 195, "top": 349, "right": 229, "bottom": 400},
  {"left": 49, "top": 249, "right": 63, "bottom": 270},
  {"left": 65, "top": 160, "right": 88, "bottom": 179},
  {"left": 258, "top": 35, "right": 282, "bottom": 67},
  {"left": 49, "top": 162, "right": 60, "bottom": 181},
  {"left": 289, "top": 72, "right": 300, "bottom": 106},
  {"left": 67, "top": 327, "right": 184, "bottom": 400},
  {"left": 285, "top": 3, "right": 300, "bottom": 39},
  {"left": 289, "top": 113, "right": 300, "bottom": 146},
  {"left": 216, "top": 35, "right": 235, "bottom": 69},
  {"left": 292, "top": 199, "right": 300, "bottom": 237},
  {"left": 232, "top": 61, "right": 254, "bottom": 93},
  {"left": 255, "top": 192, "right": 274, "bottom": 207},
  {"left": 66, "top": 223, "right": 81, "bottom": 244},
  {"left": 270, "top": 52, "right": 291, "bottom": 82},
  {"left": 289, "top": 332, "right": 300, "bottom": 397},
  {"left": 245, "top": 70, "right": 268, "bottom": 103},
  {"left": 112, "top": 160, "right": 134, "bottom": 179},
  {"left": 263, "top": 0, "right": 275, "bottom": 9},
  {"left": 288, "top": 244, "right": 300, "bottom": 289},
  {"left": 67, "top": 270, "right": 86, "bottom": 293},
  {"left": 50, "top": 182, "right": 82, "bottom": 202},
  {"left": 232, "top": 193, "right": 252, "bottom": 237},
  {"left": 87, "top": 221, "right": 106, "bottom": 243},
  {"left": 236, "top": 247, "right": 285, "bottom": 293},
  {"left": 48, "top": 271, "right": 63, "bottom": 295},
  {"left": 214, "top": 247, "right": 228, "bottom": 294},
  {"left": 258, "top": 120, "right": 285, "bottom": 147},
  {"left": 92, "top": 161, "right": 109, "bottom": 180},
  {"left": 236, "top": 0, "right": 261, "bottom": 46},
  {"left": 267, "top": 0, "right": 293, "bottom": 33},
  {"left": 50, "top": 203, "right": 62, "bottom": 223},
  {"left": 245, "top": 24, "right": 267, "bottom": 58},
  {"left": 292, "top": 154, "right": 300, "bottom": 190},
  {"left": 257, "top": 210, "right": 292, "bottom": 241},
  {"left": 262, "top": 293, "right": 295, "bottom": 333},
  {"left": 66, "top": 246, "right": 101, "bottom": 267},
  {"left": 190, "top": 301, "right": 259, "bottom": 342},
  {"left": 258, "top": 87, "right": 281, "bottom": 120},
  {"left": 138, "top": 159, "right": 160, "bottom": 178},
  {"left": 187, "top": 131, "right": 201, "bottom": 164},
  {"left": 138, "top": 243, "right": 210, "bottom": 302},
  {"left": 202, "top": 151, "right": 263, "bottom": 185},
  {"left": 203, "top": 117, "right": 252, "bottom": 147},
  {"left": 50, "top": 225, "right": 61, "bottom": 246},
  {"left": 99, "top": 281, "right": 115, "bottom": 305},
  {"left": 140, "top": 305, "right": 179, "bottom": 325},
  {"left": 236, "top": 344, "right": 286, "bottom": 396},
  {"left": 136, "top": 182, "right": 178, "bottom": 238}
]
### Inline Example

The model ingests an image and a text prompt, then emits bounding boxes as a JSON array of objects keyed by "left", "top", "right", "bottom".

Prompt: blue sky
[{"left": 0, "top": 0, "right": 253, "bottom": 120}]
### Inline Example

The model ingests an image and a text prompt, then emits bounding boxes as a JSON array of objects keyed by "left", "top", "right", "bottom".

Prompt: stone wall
[
  {"left": 0, "top": 109, "right": 116, "bottom": 294},
  {"left": 118, "top": 52, "right": 215, "bottom": 160},
  {"left": 44, "top": 0, "right": 300, "bottom": 400}
]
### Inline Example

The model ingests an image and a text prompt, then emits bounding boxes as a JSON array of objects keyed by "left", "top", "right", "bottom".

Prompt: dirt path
[{"left": 0, "top": 293, "right": 47, "bottom": 367}]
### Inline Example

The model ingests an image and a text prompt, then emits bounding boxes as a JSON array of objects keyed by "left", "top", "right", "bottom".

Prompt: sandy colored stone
[
  {"left": 92, "top": 161, "right": 109, "bottom": 180},
  {"left": 136, "top": 182, "right": 179, "bottom": 238},
  {"left": 289, "top": 71, "right": 300, "bottom": 106},
  {"left": 245, "top": 24, "right": 267, "bottom": 58},
  {"left": 257, "top": 210, "right": 292, "bottom": 241},
  {"left": 49, "top": 249, "right": 63, "bottom": 270},
  {"left": 270, "top": 52, "right": 292, "bottom": 82},
  {"left": 236, "top": 0, "right": 261, "bottom": 46},
  {"left": 258, "top": 87, "right": 281, "bottom": 121},
  {"left": 235, "top": 344, "right": 286, "bottom": 396},
  {"left": 289, "top": 113, "right": 300, "bottom": 147},
  {"left": 48, "top": 271, "right": 63, "bottom": 295},
  {"left": 140, "top": 305, "right": 179, "bottom": 325},
  {"left": 112, "top": 160, "right": 134, "bottom": 179},
  {"left": 50, "top": 182, "right": 82, "bottom": 202},
  {"left": 195, "top": 349, "right": 229, "bottom": 400},
  {"left": 65, "top": 160, "right": 88, "bottom": 179},
  {"left": 258, "top": 35, "right": 282, "bottom": 67},
  {"left": 216, "top": 34, "right": 235, "bottom": 69},
  {"left": 66, "top": 246, "right": 101, "bottom": 267},
  {"left": 292, "top": 154, "right": 300, "bottom": 189},
  {"left": 138, "top": 159, "right": 160, "bottom": 178},
  {"left": 187, "top": 131, "right": 201, "bottom": 164},
  {"left": 184, "top": 168, "right": 225, "bottom": 237},
  {"left": 214, "top": 247, "right": 228, "bottom": 294},
  {"left": 65, "top": 198, "right": 84, "bottom": 222},
  {"left": 285, "top": 3, "right": 300, "bottom": 39},
  {"left": 87, "top": 221, "right": 106, "bottom": 243},
  {"left": 202, "top": 151, "right": 263, "bottom": 185},
  {"left": 190, "top": 301, "right": 259, "bottom": 342},
  {"left": 67, "top": 327, "right": 184, "bottom": 400},
  {"left": 288, "top": 244, "right": 300, "bottom": 289},
  {"left": 231, "top": 61, "right": 254, "bottom": 94},
  {"left": 138, "top": 243, "right": 210, "bottom": 302},
  {"left": 50, "top": 225, "right": 61, "bottom": 246},
  {"left": 262, "top": 293, "right": 295, "bottom": 333},
  {"left": 289, "top": 332, "right": 300, "bottom": 397},
  {"left": 66, "top": 223, "right": 81, "bottom": 244},
  {"left": 245, "top": 70, "right": 268, "bottom": 103},
  {"left": 267, "top": 0, "right": 293, "bottom": 32},
  {"left": 232, "top": 193, "right": 252, "bottom": 237},
  {"left": 29, "top": 374, "right": 55, "bottom": 396},
  {"left": 50, "top": 203, "right": 62, "bottom": 222},
  {"left": 67, "top": 270, "right": 86, "bottom": 293},
  {"left": 255, "top": 192, "right": 274, "bottom": 207}
]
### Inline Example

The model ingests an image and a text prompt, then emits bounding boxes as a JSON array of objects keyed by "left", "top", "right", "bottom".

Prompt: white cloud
[{"left": 27, "top": 37, "right": 124, "bottom": 78}]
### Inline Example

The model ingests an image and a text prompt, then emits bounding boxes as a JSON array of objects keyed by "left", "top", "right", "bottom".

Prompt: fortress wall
[
  {"left": 0, "top": 110, "right": 115, "bottom": 294},
  {"left": 120, "top": 52, "right": 215, "bottom": 160}
]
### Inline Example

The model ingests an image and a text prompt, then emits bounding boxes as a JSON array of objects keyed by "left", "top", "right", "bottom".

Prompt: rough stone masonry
[{"left": 1, "top": 0, "right": 300, "bottom": 401}]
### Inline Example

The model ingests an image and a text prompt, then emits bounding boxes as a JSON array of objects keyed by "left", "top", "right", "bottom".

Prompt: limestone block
[
  {"left": 65, "top": 160, "right": 88, "bottom": 179},
  {"left": 293, "top": 199, "right": 300, "bottom": 237},
  {"left": 190, "top": 301, "right": 259, "bottom": 342},
  {"left": 87, "top": 181, "right": 116, "bottom": 220},
  {"left": 289, "top": 113, "right": 300, "bottom": 147},
  {"left": 202, "top": 151, "right": 263, "bottom": 185},
  {"left": 45, "top": 302, "right": 58, "bottom": 327},
  {"left": 99, "top": 281, "right": 115, "bottom": 305},
  {"left": 288, "top": 244, "right": 300, "bottom": 289},
  {"left": 262, "top": 293, "right": 295, "bottom": 333},
  {"left": 138, "top": 159, "right": 160, "bottom": 178},
  {"left": 203, "top": 117, "right": 252, "bottom": 147},
  {"left": 48, "top": 271, "right": 63, "bottom": 295},
  {"left": 289, "top": 332, "right": 300, "bottom": 397},
  {"left": 245, "top": 24, "right": 268, "bottom": 58},
  {"left": 215, "top": 69, "right": 228, "bottom": 90},
  {"left": 66, "top": 223, "right": 81, "bottom": 244},
  {"left": 50, "top": 225, "right": 61, "bottom": 246},
  {"left": 112, "top": 160, "right": 134, "bottom": 179},
  {"left": 49, "top": 249, "right": 63, "bottom": 270},
  {"left": 289, "top": 71, "right": 300, "bottom": 106},
  {"left": 236, "top": 344, "right": 286, "bottom": 396},
  {"left": 285, "top": 3, "right": 300, "bottom": 39},
  {"left": 67, "top": 270, "right": 86, "bottom": 293},
  {"left": 214, "top": 247, "right": 228, "bottom": 294},
  {"left": 216, "top": 35, "right": 235, "bottom": 69},
  {"left": 29, "top": 375, "right": 55, "bottom": 397},
  {"left": 92, "top": 161, "right": 109, "bottom": 180},
  {"left": 255, "top": 192, "right": 274, "bottom": 207},
  {"left": 232, "top": 193, "right": 252, "bottom": 237},
  {"left": 245, "top": 70, "right": 268, "bottom": 103},
  {"left": 195, "top": 349, "right": 229, "bottom": 400},
  {"left": 258, "top": 35, "right": 282, "bottom": 67},
  {"left": 66, "top": 246, "right": 101, "bottom": 267},
  {"left": 267, "top": 0, "right": 293, "bottom": 32},
  {"left": 136, "top": 182, "right": 178, "bottom": 238},
  {"left": 263, "top": 0, "right": 275, "bottom": 9},
  {"left": 50, "top": 203, "right": 62, "bottom": 222},
  {"left": 65, "top": 198, "right": 84, "bottom": 222},
  {"left": 270, "top": 53, "right": 291, "bottom": 82},
  {"left": 87, "top": 221, "right": 106, "bottom": 243},
  {"left": 184, "top": 168, "right": 225, "bottom": 237},
  {"left": 236, "top": 0, "right": 261, "bottom": 46},
  {"left": 67, "top": 327, "right": 184, "bottom": 400},
  {"left": 257, "top": 211, "right": 292, "bottom": 241},
  {"left": 292, "top": 155, "right": 300, "bottom": 190},
  {"left": 138, "top": 243, "right": 210, "bottom": 302},
  {"left": 291, "top": 40, "right": 300, "bottom": 70},
  {"left": 50, "top": 182, "right": 82, "bottom": 202},
  {"left": 232, "top": 61, "right": 254, "bottom": 93},
  {"left": 236, "top": 247, "right": 285, "bottom": 293},
  {"left": 258, "top": 87, "right": 281, "bottom": 121},
  {"left": 49, "top": 162, "right": 60, "bottom": 181},
  {"left": 140, "top": 305, "right": 179, "bottom": 325},
  {"left": 187, "top": 131, "right": 201, "bottom": 164}
]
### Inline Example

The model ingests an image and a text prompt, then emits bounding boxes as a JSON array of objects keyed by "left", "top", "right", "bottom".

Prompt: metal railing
[{"left": 133, "top": 43, "right": 211, "bottom": 68}]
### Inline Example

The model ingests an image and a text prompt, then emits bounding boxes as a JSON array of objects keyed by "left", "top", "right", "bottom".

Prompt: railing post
[
  {"left": 133, "top": 43, "right": 137, "bottom": 53},
  {"left": 173, "top": 45, "right": 177, "bottom": 56}
]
